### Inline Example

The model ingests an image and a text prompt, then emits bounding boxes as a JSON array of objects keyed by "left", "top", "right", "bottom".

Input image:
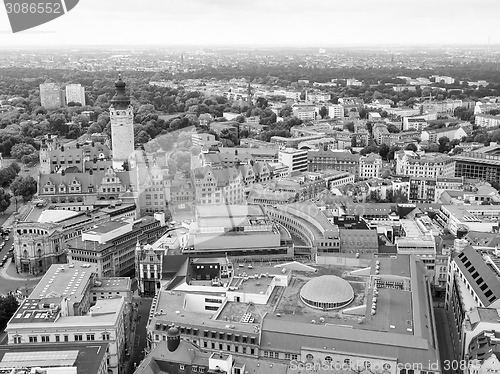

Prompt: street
[
  {"left": 126, "top": 297, "right": 153, "bottom": 374},
  {"left": 434, "top": 306, "right": 458, "bottom": 374}
]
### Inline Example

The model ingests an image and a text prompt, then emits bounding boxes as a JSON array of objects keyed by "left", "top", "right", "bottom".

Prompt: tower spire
[{"left": 111, "top": 74, "right": 130, "bottom": 109}]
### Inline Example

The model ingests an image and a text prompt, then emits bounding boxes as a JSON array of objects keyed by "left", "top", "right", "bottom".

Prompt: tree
[
  {"left": 0, "top": 188, "right": 11, "bottom": 214},
  {"left": 360, "top": 145, "right": 379, "bottom": 156},
  {"left": 10, "top": 176, "right": 37, "bottom": 202},
  {"left": 438, "top": 136, "right": 450, "bottom": 153},
  {"left": 10, "top": 143, "right": 37, "bottom": 161},
  {"left": 379, "top": 143, "right": 390, "bottom": 159},
  {"left": 0, "top": 167, "right": 17, "bottom": 188},
  {"left": 424, "top": 143, "right": 439, "bottom": 153},
  {"left": 8, "top": 162, "right": 21, "bottom": 175},
  {"left": 0, "top": 295, "right": 19, "bottom": 330},
  {"left": 344, "top": 122, "right": 355, "bottom": 132},
  {"left": 319, "top": 106, "right": 328, "bottom": 119},
  {"left": 405, "top": 143, "right": 418, "bottom": 152}
]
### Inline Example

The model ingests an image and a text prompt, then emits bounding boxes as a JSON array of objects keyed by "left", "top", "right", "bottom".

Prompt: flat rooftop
[
  {"left": 0, "top": 343, "right": 108, "bottom": 374},
  {"left": 29, "top": 263, "right": 97, "bottom": 302},
  {"left": 196, "top": 204, "right": 266, "bottom": 219},
  {"left": 94, "top": 277, "right": 131, "bottom": 291},
  {"left": 84, "top": 219, "right": 129, "bottom": 235}
]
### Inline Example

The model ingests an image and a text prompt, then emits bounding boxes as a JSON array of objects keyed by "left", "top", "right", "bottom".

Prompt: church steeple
[{"left": 111, "top": 74, "right": 130, "bottom": 109}]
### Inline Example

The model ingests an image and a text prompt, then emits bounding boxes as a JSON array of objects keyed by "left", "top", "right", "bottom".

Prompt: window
[
  {"left": 179, "top": 364, "right": 185, "bottom": 371},
  {"left": 74, "top": 334, "right": 83, "bottom": 341},
  {"left": 306, "top": 354, "right": 314, "bottom": 361},
  {"left": 64, "top": 335, "right": 69, "bottom": 342},
  {"left": 102, "top": 333, "right": 110, "bottom": 340},
  {"left": 41, "top": 335, "right": 50, "bottom": 342},
  {"left": 87, "top": 334, "right": 95, "bottom": 341},
  {"left": 13, "top": 336, "right": 21, "bottom": 344},
  {"left": 29, "top": 336, "right": 38, "bottom": 343},
  {"left": 344, "top": 359, "right": 351, "bottom": 367},
  {"left": 383, "top": 363, "right": 391, "bottom": 371},
  {"left": 364, "top": 361, "right": 371, "bottom": 369}
]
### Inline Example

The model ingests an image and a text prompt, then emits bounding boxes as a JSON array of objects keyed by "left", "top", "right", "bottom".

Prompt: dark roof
[
  {"left": 0, "top": 343, "right": 108, "bottom": 374},
  {"left": 454, "top": 246, "right": 500, "bottom": 307},
  {"left": 162, "top": 255, "right": 189, "bottom": 277},
  {"left": 468, "top": 331, "right": 500, "bottom": 362}
]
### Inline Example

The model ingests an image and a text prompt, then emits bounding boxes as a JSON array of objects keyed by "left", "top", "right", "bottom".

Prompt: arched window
[
  {"left": 23, "top": 250, "right": 28, "bottom": 259},
  {"left": 305, "top": 354, "right": 314, "bottom": 361}
]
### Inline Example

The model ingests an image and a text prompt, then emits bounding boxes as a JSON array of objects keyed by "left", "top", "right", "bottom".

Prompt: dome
[
  {"left": 300, "top": 275, "right": 354, "bottom": 310},
  {"left": 167, "top": 326, "right": 179, "bottom": 336}
]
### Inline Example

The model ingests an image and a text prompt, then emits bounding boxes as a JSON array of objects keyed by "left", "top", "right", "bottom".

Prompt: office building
[
  {"left": 5, "top": 263, "right": 130, "bottom": 374},
  {"left": 66, "top": 215, "right": 168, "bottom": 277},
  {"left": 308, "top": 149, "right": 360, "bottom": 176},
  {"left": 396, "top": 151, "right": 455, "bottom": 179},
  {"left": 183, "top": 204, "right": 293, "bottom": 257},
  {"left": 146, "top": 255, "right": 440, "bottom": 374},
  {"left": 359, "top": 153, "right": 382, "bottom": 179},
  {"left": 40, "top": 83, "right": 65, "bottom": 109},
  {"left": 65, "top": 83, "right": 86, "bottom": 106},
  {"left": 278, "top": 148, "right": 308, "bottom": 173}
]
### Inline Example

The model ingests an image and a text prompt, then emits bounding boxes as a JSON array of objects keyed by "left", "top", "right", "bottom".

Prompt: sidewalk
[
  {"left": 0, "top": 258, "right": 43, "bottom": 282},
  {"left": 1, "top": 204, "right": 33, "bottom": 229}
]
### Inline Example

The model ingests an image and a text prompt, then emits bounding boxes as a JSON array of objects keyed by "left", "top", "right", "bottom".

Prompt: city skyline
[{"left": 0, "top": 0, "right": 499, "bottom": 48}]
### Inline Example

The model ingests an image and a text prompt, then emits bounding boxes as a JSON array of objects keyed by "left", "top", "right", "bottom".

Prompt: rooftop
[
  {"left": 29, "top": 263, "right": 97, "bottom": 302},
  {"left": 0, "top": 343, "right": 108, "bottom": 374}
]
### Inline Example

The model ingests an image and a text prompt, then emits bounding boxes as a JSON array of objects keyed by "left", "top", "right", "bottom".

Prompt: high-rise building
[
  {"left": 40, "top": 83, "right": 64, "bottom": 109},
  {"left": 110, "top": 75, "right": 134, "bottom": 170},
  {"left": 65, "top": 83, "right": 86, "bottom": 106}
]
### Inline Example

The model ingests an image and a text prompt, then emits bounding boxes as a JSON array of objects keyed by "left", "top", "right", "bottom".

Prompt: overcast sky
[{"left": 1, "top": 0, "right": 499, "bottom": 48}]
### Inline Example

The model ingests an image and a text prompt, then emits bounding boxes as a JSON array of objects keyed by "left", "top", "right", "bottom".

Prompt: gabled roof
[{"left": 454, "top": 246, "right": 500, "bottom": 307}]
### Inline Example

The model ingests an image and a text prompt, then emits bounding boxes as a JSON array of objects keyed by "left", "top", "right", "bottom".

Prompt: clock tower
[{"left": 110, "top": 75, "right": 134, "bottom": 170}]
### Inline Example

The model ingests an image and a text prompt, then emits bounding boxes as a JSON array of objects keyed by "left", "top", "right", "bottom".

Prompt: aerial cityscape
[{"left": 1, "top": 1, "right": 500, "bottom": 374}]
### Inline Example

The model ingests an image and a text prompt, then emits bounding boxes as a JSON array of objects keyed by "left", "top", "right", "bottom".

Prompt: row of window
[{"left": 17, "top": 332, "right": 111, "bottom": 344}]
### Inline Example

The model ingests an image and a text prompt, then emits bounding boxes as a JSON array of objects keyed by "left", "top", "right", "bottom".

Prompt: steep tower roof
[{"left": 110, "top": 74, "right": 130, "bottom": 109}]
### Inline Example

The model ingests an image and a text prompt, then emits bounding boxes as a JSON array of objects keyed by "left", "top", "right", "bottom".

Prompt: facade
[
  {"left": 13, "top": 210, "right": 110, "bottom": 275},
  {"left": 328, "top": 104, "right": 344, "bottom": 119},
  {"left": 453, "top": 152, "right": 500, "bottom": 185},
  {"left": 65, "top": 83, "right": 86, "bottom": 106},
  {"left": 437, "top": 205, "right": 500, "bottom": 235},
  {"left": 445, "top": 246, "right": 500, "bottom": 360},
  {"left": 396, "top": 151, "right": 456, "bottom": 178},
  {"left": 5, "top": 263, "right": 130, "bottom": 374},
  {"left": 193, "top": 166, "right": 245, "bottom": 205},
  {"left": 66, "top": 216, "right": 169, "bottom": 277},
  {"left": 40, "top": 83, "right": 65, "bottom": 109},
  {"left": 39, "top": 138, "right": 112, "bottom": 174},
  {"left": 266, "top": 201, "right": 340, "bottom": 257},
  {"left": 278, "top": 148, "right": 308, "bottom": 173},
  {"left": 39, "top": 166, "right": 132, "bottom": 208},
  {"left": 184, "top": 204, "right": 293, "bottom": 257},
  {"left": 359, "top": 153, "right": 382, "bottom": 179},
  {"left": 421, "top": 126, "right": 468, "bottom": 143},
  {"left": 395, "top": 218, "right": 437, "bottom": 283},
  {"left": 308, "top": 149, "right": 360, "bottom": 177},
  {"left": 475, "top": 114, "right": 500, "bottom": 128},
  {"left": 110, "top": 76, "right": 135, "bottom": 170},
  {"left": 292, "top": 106, "right": 316, "bottom": 121}
]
